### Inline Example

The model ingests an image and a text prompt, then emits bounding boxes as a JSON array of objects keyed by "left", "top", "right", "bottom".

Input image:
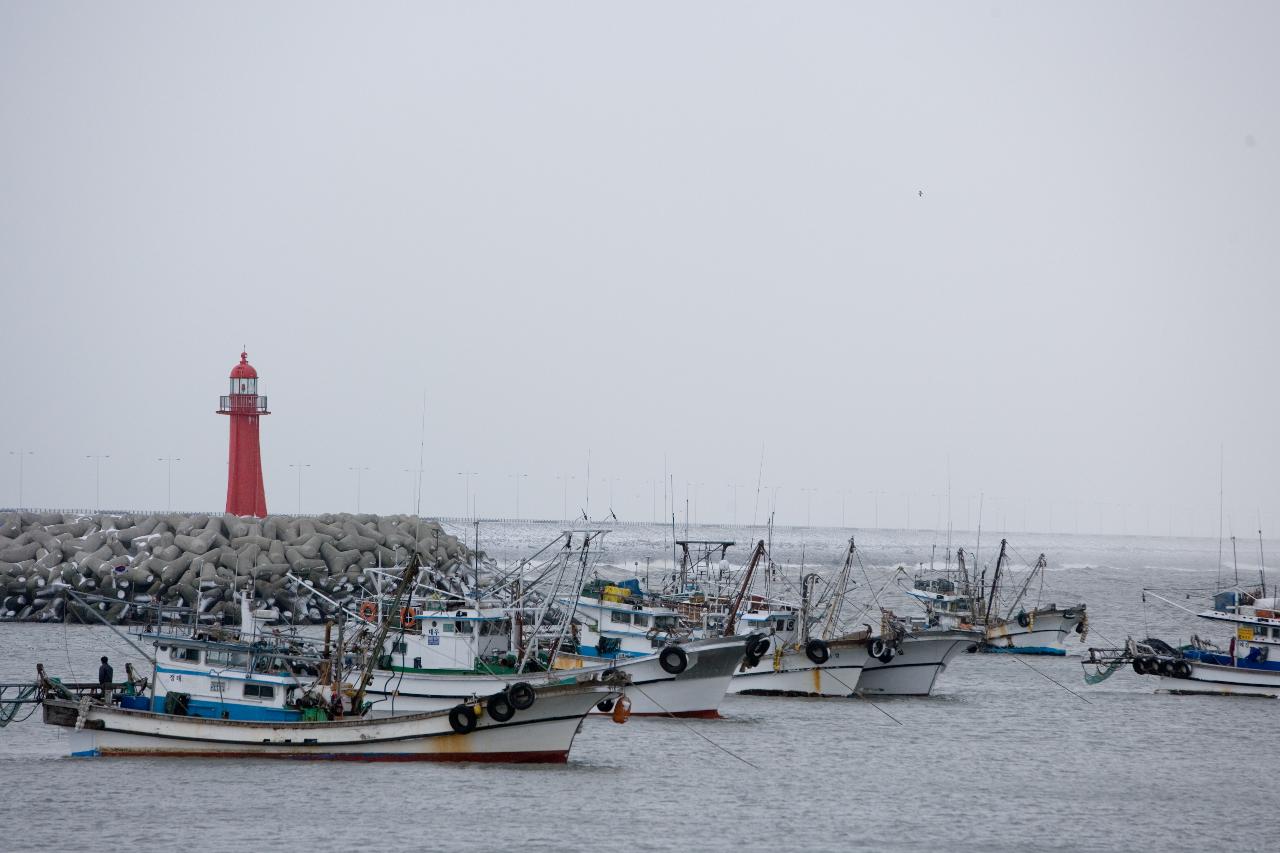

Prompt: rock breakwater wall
[{"left": 0, "top": 510, "right": 476, "bottom": 625}]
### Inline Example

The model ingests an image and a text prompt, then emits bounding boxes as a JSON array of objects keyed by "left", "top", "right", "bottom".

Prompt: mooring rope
[
  {"left": 628, "top": 683, "right": 761, "bottom": 770},
  {"left": 1006, "top": 654, "right": 1093, "bottom": 704}
]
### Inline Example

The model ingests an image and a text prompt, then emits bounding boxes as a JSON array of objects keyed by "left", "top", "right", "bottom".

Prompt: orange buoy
[
  {"left": 610, "top": 695, "right": 632, "bottom": 724},
  {"left": 358, "top": 601, "right": 377, "bottom": 622}
]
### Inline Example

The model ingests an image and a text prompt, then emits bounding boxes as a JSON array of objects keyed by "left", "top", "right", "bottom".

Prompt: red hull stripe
[{"left": 94, "top": 749, "right": 569, "bottom": 763}]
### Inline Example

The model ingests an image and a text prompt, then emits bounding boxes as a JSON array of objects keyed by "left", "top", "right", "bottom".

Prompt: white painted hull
[
  {"left": 368, "top": 637, "right": 747, "bottom": 718},
  {"left": 857, "top": 630, "right": 981, "bottom": 696},
  {"left": 1152, "top": 661, "right": 1280, "bottom": 698},
  {"left": 984, "top": 610, "right": 1083, "bottom": 653},
  {"left": 46, "top": 680, "right": 620, "bottom": 762},
  {"left": 728, "top": 637, "right": 868, "bottom": 697}
]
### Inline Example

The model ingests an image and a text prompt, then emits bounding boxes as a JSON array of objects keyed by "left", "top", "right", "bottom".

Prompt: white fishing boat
[
  {"left": 906, "top": 540, "right": 1087, "bottom": 655},
  {"left": 38, "top": 667, "right": 626, "bottom": 762},
  {"left": 856, "top": 622, "right": 983, "bottom": 696},
  {"left": 364, "top": 596, "right": 749, "bottom": 718},
  {"left": 1085, "top": 588, "right": 1280, "bottom": 698}
]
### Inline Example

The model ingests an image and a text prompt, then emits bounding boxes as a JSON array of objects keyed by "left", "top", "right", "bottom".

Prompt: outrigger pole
[
  {"left": 350, "top": 552, "right": 422, "bottom": 713},
  {"left": 723, "top": 540, "right": 766, "bottom": 636},
  {"left": 983, "top": 539, "right": 1008, "bottom": 625}
]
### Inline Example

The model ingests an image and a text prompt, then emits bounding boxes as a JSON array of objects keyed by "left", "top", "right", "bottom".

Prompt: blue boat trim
[{"left": 980, "top": 645, "right": 1066, "bottom": 656}]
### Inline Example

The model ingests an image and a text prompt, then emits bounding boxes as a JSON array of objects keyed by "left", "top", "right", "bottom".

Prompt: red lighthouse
[{"left": 217, "top": 351, "right": 270, "bottom": 517}]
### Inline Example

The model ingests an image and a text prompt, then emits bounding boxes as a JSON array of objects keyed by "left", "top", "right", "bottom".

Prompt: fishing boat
[
  {"left": 855, "top": 616, "right": 983, "bottom": 696},
  {"left": 37, "top": 664, "right": 627, "bottom": 761},
  {"left": 29, "top": 552, "right": 629, "bottom": 761},
  {"left": 348, "top": 530, "right": 749, "bottom": 718},
  {"left": 1084, "top": 588, "right": 1280, "bottom": 698},
  {"left": 906, "top": 540, "right": 1087, "bottom": 655}
]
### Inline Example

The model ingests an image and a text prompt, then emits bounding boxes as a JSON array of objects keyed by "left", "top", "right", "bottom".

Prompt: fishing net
[
  {"left": 1082, "top": 658, "right": 1125, "bottom": 685},
  {"left": 0, "top": 685, "right": 39, "bottom": 727}
]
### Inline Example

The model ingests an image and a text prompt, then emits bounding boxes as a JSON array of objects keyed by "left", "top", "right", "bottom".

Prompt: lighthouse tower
[{"left": 217, "top": 351, "right": 270, "bottom": 517}]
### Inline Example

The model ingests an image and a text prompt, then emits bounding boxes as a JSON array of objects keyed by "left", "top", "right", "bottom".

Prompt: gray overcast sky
[{"left": 1, "top": 2, "right": 1277, "bottom": 536}]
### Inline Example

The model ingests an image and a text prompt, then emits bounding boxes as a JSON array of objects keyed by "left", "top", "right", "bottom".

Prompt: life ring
[
  {"left": 357, "top": 601, "right": 377, "bottom": 622},
  {"left": 448, "top": 704, "right": 477, "bottom": 734},
  {"left": 1173, "top": 660, "right": 1192, "bottom": 679},
  {"left": 400, "top": 607, "right": 418, "bottom": 630},
  {"left": 596, "top": 698, "right": 615, "bottom": 713},
  {"left": 659, "top": 644, "right": 688, "bottom": 675},
  {"left": 1016, "top": 612, "right": 1031, "bottom": 628},
  {"left": 507, "top": 681, "right": 536, "bottom": 711},
  {"left": 749, "top": 636, "right": 771, "bottom": 658},
  {"left": 805, "top": 639, "right": 830, "bottom": 665},
  {"left": 486, "top": 691, "right": 515, "bottom": 722},
  {"left": 869, "top": 638, "right": 886, "bottom": 659}
]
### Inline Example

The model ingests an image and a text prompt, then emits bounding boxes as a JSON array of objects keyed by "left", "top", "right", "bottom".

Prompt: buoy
[{"left": 610, "top": 695, "right": 632, "bottom": 724}]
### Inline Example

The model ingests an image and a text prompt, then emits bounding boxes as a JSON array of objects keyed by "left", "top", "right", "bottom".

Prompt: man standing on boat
[{"left": 97, "top": 656, "right": 113, "bottom": 699}]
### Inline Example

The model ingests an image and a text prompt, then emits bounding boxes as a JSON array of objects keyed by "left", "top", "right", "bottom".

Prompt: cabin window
[
  {"left": 393, "top": 641, "right": 408, "bottom": 654},
  {"left": 171, "top": 647, "right": 200, "bottom": 663},
  {"left": 205, "top": 650, "right": 248, "bottom": 667},
  {"left": 456, "top": 621, "right": 472, "bottom": 634},
  {"left": 243, "top": 684, "right": 275, "bottom": 700},
  {"left": 610, "top": 610, "right": 631, "bottom": 625},
  {"left": 633, "top": 613, "right": 650, "bottom": 628},
  {"left": 655, "top": 616, "right": 677, "bottom": 630},
  {"left": 443, "top": 623, "right": 455, "bottom": 633},
  {"left": 776, "top": 620, "right": 787, "bottom": 631}
]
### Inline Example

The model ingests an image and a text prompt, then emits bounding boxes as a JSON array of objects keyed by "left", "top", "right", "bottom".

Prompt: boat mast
[
  {"left": 723, "top": 540, "right": 766, "bottom": 636},
  {"left": 1258, "top": 515, "right": 1267, "bottom": 599},
  {"left": 984, "top": 539, "right": 1008, "bottom": 624},
  {"left": 1232, "top": 535, "right": 1239, "bottom": 586},
  {"left": 351, "top": 552, "right": 422, "bottom": 712},
  {"left": 1217, "top": 445, "right": 1224, "bottom": 590}
]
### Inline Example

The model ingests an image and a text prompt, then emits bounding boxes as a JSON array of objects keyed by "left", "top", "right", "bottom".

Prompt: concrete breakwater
[{"left": 0, "top": 510, "right": 477, "bottom": 625}]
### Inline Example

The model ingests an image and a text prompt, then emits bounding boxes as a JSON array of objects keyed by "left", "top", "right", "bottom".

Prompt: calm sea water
[{"left": 1, "top": 525, "right": 1275, "bottom": 853}]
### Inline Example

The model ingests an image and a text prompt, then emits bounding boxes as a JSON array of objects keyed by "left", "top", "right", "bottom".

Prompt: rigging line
[
  {"left": 813, "top": 667, "right": 903, "bottom": 725},
  {"left": 627, "top": 683, "right": 760, "bottom": 770},
  {"left": 1005, "top": 654, "right": 1093, "bottom": 704}
]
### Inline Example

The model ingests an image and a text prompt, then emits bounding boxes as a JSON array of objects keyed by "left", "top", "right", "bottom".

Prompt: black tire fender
[
  {"left": 1174, "top": 660, "right": 1192, "bottom": 679},
  {"left": 805, "top": 638, "right": 830, "bottom": 665},
  {"left": 749, "top": 636, "right": 771, "bottom": 658},
  {"left": 507, "top": 682, "right": 536, "bottom": 711},
  {"left": 869, "top": 638, "right": 886, "bottom": 659},
  {"left": 1017, "top": 612, "right": 1031, "bottom": 628},
  {"left": 486, "top": 691, "right": 515, "bottom": 723},
  {"left": 596, "top": 698, "right": 615, "bottom": 713},
  {"left": 659, "top": 644, "right": 688, "bottom": 675},
  {"left": 448, "top": 704, "right": 478, "bottom": 734}
]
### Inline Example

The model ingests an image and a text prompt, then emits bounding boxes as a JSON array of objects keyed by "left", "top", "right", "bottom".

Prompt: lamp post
[
  {"left": 157, "top": 457, "right": 182, "bottom": 511},
  {"left": 289, "top": 462, "right": 310, "bottom": 514},
  {"left": 9, "top": 450, "right": 34, "bottom": 507},
  {"left": 457, "top": 471, "right": 478, "bottom": 520},
  {"left": 85, "top": 454, "right": 111, "bottom": 512},
  {"left": 801, "top": 487, "right": 818, "bottom": 528},
  {"left": 555, "top": 474, "right": 574, "bottom": 523},
  {"left": 509, "top": 473, "right": 528, "bottom": 520},
  {"left": 868, "top": 490, "right": 885, "bottom": 529},
  {"left": 348, "top": 466, "right": 370, "bottom": 513}
]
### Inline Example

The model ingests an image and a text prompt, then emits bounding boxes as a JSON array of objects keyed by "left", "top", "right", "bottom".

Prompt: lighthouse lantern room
[{"left": 217, "top": 351, "right": 270, "bottom": 517}]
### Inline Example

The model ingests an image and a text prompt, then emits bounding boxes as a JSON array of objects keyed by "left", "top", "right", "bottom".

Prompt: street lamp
[
  {"left": 157, "top": 457, "right": 182, "bottom": 511},
  {"left": 85, "top": 454, "right": 111, "bottom": 512},
  {"left": 555, "top": 474, "right": 574, "bottom": 523},
  {"left": 868, "top": 490, "right": 885, "bottom": 529},
  {"left": 9, "top": 450, "right": 34, "bottom": 507},
  {"left": 348, "top": 466, "right": 370, "bottom": 513},
  {"left": 801, "top": 487, "right": 818, "bottom": 528},
  {"left": 289, "top": 463, "right": 310, "bottom": 514},
  {"left": 456, "top": 471, "right": 478, "bottom": 520},
  {"left": 509, "top": 473, "right": 528, "bottom": 520}
]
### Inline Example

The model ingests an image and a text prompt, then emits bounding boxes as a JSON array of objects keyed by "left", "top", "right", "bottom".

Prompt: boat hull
[
  {"left": 45, "top": 680, "right": 620, "bottom": 762},
  {"left": 368, "top": 637, "right": 747, "bottom": 718},
  {"left": 728, "top": 637, "right": 868, "bottom": 697},
  {"left": 1151, "top": 659, "right": 1280, "bottom": 698},
  {"left": 857, "top": 630, "right": 981, "bottom": 696},
  {"left": 983, "top": 608, "right": 1084, "bottom": 655}
]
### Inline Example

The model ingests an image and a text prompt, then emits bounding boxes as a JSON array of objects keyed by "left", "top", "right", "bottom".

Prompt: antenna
[
  {"left": 1258, "top": 511, "right": 1267, "bottom": 600},
  {"left": 1216, "top": 444, "right": 1224, "bottom": 590}
]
